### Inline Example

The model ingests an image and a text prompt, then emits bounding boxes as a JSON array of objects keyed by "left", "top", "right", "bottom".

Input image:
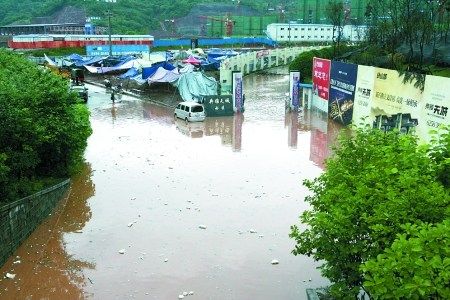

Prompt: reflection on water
[
  {"left": 308, "top": 110, "right": 343, "bottom": 169},
  {"left": 0, "top": 163, "right": 95, "bottom": 299},
  {"left": 173, "top": 113, "right": 245, "bottom": 151}
]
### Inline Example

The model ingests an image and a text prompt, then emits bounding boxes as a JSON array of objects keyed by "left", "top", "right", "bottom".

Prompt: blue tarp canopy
[
  {"left": 119, "top": 67, "right": 139, "bottom": 79},
  {"left": 142, "top": 62, "right": 176, "bottom": 80}
]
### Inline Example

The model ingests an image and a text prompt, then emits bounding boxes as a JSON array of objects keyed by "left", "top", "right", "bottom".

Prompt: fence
[
  {"left": 0, "top": 179, "right": 70, "bottom": 267},
  {"left": 153, "top": 37, "right": 277, "bottom": 48}
]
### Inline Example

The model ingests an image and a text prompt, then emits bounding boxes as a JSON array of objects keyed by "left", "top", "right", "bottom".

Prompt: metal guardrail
[{"left": 0, "top": 179, "right": 70, "bottom": 267}]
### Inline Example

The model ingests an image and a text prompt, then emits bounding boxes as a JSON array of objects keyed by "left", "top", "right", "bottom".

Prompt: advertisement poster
[
  {"left": 371, "top": 67, "right": 423, "bottom": 133},
  {"left": 352, "top": 65, "right": 375, "bottom": 126},
  {"left": 289, "top": 71, "right": 300, "bottom": 110},
  {"left": 420, "top": 75, "right": 450, "bottom": 142},
  {"left": 312, "top": 57, "right": 331, "bottom": 113},
  {"left": 232, "top": 72, "right": 243, "bottom": 112},
  {"left": 329, "top": 61, "right": 358, "bottom": 125}
]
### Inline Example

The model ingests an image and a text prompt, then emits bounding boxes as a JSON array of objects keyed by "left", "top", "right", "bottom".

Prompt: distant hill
[{"left": 0, "top": 0, "right": 296, "bottom": 35}]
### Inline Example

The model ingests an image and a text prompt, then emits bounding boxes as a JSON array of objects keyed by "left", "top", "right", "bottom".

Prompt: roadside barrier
[{"left": 0, "top": 179, "right": 70, "bottom": 268}]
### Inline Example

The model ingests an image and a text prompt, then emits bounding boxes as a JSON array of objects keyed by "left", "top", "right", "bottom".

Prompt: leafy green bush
[
  {"left": 362, "top": 220, "right": 450, "bottom": 299},
  {"left": 0, "top": 49, "right": 92, "bottom": 203},
  {"left": 290, "top": 126, "right": 450, "bottom": 298}
]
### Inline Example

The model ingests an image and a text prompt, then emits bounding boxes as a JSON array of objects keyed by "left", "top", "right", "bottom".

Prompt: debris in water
[
  {"left": 271, "top": 259, "right": 279, "bottom": 265},
  {"left": 249, "top": 229, "right": 257, "bottom": 233},
  {"left": 118, "top": 249, "right": 126, "bottom": 254},
  {"left": 198, "top": 225, "right": 207, "bottom": 229},
  {"left": 178, "top": 295, "right": 184, "bottom": 299},
  {"left": 164, "top": 258, "right": 168, "bottom": 262},
  {"left": 259, "top": 235, "right": 264, "bottom": 238},
  {"left": 188, "top": 291, "right": 194, "bottom": 295},
  {"left": 183, "top": 292, "right": 188, "bottom": 296},
  {"left": 5, "top": 273, "right": 16, "bottom": 279}
]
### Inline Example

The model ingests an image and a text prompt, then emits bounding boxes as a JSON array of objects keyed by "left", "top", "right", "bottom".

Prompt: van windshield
[{"left": 192, "top": 106, "right": 203, "bottom": 113}]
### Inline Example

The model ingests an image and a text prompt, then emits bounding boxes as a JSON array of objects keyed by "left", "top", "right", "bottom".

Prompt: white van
[{"left": 174, "top": 101, "right": 206, "bottom": 122}]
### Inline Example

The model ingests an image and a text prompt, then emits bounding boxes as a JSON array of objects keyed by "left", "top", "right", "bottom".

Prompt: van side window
[
  {"left": 185, "top": 106, "right": 190, "bottom": 112},
  {"left": 192, "top": 106, "right": 203, "bottom": 112},
  {"left": 176, "top": 104, "right": 181, "bottom": 109},
  {"left": 180, "top": 105, "right": 185, "bottom": 110}
]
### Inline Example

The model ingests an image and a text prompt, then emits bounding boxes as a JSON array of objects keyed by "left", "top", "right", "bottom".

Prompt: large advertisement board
[
  {"left": 352, "top": 65, "right": 375, "bottom": 126},
  {"left": 371, "top": 68, "right": 423, "bottom": 133},
  {"left": 312, "top": 57, "right": 331, "bottom": 113},
  {"left": 420, "top": 75, "right": 450, "bottom": 142},
  {"left": 329, "top": 61, "right": 358, "bottom": 125}
]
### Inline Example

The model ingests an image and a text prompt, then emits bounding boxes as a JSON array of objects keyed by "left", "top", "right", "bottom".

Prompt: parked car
[
  {"left": 174, "top": 101, "right": 206, "bottom": 122},
  {"left": 70, "top": 84, "right": 88, "bottom": 103}
]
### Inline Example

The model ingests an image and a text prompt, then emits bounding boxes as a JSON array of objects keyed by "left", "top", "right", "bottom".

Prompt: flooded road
[{"left": 0, "top": 71, "right": 340, "bottom": 299}]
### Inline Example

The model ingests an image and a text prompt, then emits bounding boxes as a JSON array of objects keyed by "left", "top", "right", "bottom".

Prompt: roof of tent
[
  {"left": 183, "top": 55, "right": 201, "bottom": 65},
  {"left": 175, "top": 71, "right": 218, "bottom": 102},
  {"left": 147, "top": 67, "right": 180, "bottom": 84}
]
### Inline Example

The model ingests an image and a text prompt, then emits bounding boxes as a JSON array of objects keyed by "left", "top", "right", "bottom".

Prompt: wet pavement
[{"left": 0, "top": 70, "right": 340, "bottom": 299}]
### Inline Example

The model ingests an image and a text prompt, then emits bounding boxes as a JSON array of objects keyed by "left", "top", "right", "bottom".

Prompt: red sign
[{"left": 312, "top": 57, "right": 331, "bottom": 100}]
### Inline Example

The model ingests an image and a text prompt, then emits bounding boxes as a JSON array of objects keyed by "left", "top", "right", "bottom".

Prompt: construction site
[{"left": 157, "top": 1, "right": 369, "bottom": 38}]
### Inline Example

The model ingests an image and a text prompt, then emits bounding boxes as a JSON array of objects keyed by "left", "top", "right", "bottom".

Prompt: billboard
[
  {"left": 86, "top": 45, "right": 150, "bottom": 56},
  {"left": 329, "top": 61, "right": 358, "bottom": 125},
  {"left": 352, "top": 65, "right": 375, "bottom": 126},
  {"left": 289, "top": 71, "right": 300, "bottom": 110},
  {"left": 371, "top": 68, "right": 423, "bottom": 133},
  {"left": 420, "top": 75, "right": 450, "bottom": 142},
  {"left": 312, "top": 57, "right": 331, "bottom": 113}
]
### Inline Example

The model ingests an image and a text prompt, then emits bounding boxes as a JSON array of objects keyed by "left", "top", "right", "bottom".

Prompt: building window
[
  {"left": 280, "top": 36, "right": 284, "bottom": 38},
  {"left": 308, "top": 28, "right": 311, "bottom": 31},
  {"left": 280, "top": 28, "right": 284, "bottom": 30}
]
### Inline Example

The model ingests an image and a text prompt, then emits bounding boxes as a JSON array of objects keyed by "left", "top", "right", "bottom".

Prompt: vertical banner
[
  {"left": 289, "top": 71, "right": 300, "bottom": 110},
  {"left": 312, "top": 57, "right": 331, "bottom": 114},
  {"left": 371, "top": 68, "right": 423, "bottom": 133},
  {"left": 232, "top": 71, "right": 243, "bottom": 113},
  {"left": 329, "top": 61, "right": 358, "bottom": 125},
  {"left": 352, "top": 65, "right": 375, "bottom": 126},
  {"left": 420, "top": 75, "right": 450, "bottom": 142}
]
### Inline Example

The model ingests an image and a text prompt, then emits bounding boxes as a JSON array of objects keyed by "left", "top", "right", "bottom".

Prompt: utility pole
[
  {"left": 104, "top": 0, "right": 116, "bottom": 56},
  {"left": 107, "top": 10, "right": 112, "bottom": 56}
]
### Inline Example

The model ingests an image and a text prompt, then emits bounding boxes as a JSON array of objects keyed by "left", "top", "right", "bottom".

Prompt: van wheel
[
  {"left": 174, "top": 113, "right": 177, "bottom": 119},
  {"left": 185, "top": 117, "right": 188, "bottom": 122}
]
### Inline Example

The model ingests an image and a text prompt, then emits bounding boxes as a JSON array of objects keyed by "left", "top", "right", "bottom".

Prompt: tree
[
  {"left": 0, "top": 49, "right": 92, "bottom": 203},
  {"left": 290, "top": 126, "right": 450, "bottom": 298},
  {"left": 362, "top": 220, "right": 450, "bottom": 299},
  {"left": 326, "top": 1, "right": 345, "bottom": 57}
]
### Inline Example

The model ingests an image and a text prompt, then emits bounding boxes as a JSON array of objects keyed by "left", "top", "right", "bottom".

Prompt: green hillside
[{"left": 0, "top": 0, "right": 291, "bottom": 35}]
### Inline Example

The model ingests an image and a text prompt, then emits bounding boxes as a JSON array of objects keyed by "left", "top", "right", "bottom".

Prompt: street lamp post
[
  {"left": 104, "top": 0, "right": 116, "bottom": 56},
  {"left": 108, "top": 10, "right": 112, "bottom": 56}
]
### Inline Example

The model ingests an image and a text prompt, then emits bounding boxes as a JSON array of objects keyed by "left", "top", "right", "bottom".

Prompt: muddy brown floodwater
[{"left": 0, "top": 70, "right": 342, "bottom": 300}]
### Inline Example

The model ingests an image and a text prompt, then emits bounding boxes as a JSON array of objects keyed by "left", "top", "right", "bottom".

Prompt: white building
[{"left": 266, "top": 23, "right": 367, "bottom": 43}]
